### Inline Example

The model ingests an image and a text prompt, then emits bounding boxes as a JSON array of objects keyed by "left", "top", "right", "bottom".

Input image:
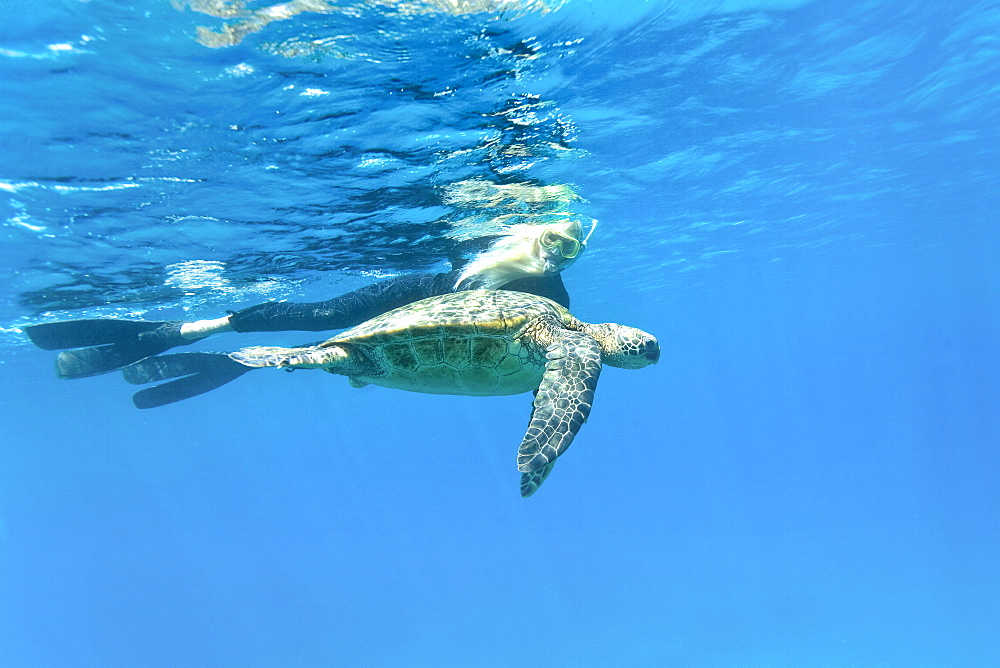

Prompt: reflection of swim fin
[
  {"left": 24, "top": 319, "right": 192, "bottom": 379},
  {"left": 122, "top": 352, "right": 253, "bottom": 409}
]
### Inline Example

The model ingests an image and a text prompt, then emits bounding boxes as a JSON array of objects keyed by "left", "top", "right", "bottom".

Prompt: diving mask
[
  {"left": 539, "top": 219, "right": 597, "bottom": 261},
  {"left": 540, "top": 228, "right": 582, "bottom": 259}
]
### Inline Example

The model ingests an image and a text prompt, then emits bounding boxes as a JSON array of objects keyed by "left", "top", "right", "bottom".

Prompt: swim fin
[
  {"left": 25, "top": 318, "right": 168, "bottom": 350},
  {"left": 122, "top": 352, "right": 253, "bottom": 409},
  {"left": 24, "top": 319, "right": 193, "bottom": 379}
]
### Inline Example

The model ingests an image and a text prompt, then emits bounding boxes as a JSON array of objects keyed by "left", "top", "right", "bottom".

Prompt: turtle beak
[{"left": 642, "top": 339, "right": 660, "bottom": 364}]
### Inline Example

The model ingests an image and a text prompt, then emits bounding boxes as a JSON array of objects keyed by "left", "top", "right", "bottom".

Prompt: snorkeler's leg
[
  {"left": 24, "top": 318, "right": 232, "bottom": 379},
  {"left": 24, "top": 271, "right": 457, "bottom": 378},
  {"left": 226, "top": 271, "right": 458, "bottom": 333}
]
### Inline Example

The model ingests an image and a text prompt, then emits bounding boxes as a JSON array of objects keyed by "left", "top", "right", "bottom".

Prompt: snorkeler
[{"left": 25, "top": 219, "right": 593, "bottom": 386}]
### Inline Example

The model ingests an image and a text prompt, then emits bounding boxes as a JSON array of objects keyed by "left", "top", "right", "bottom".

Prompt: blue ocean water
[{"left": 2, "top": 0, "right": 999, "bottom": 665}]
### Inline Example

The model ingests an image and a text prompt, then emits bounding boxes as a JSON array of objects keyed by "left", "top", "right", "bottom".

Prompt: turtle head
[{"left": 583, "top": 322, "right": 660, "bottom": 369}]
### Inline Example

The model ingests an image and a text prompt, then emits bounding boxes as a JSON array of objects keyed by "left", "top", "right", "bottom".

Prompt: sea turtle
[{"left": 138, "top": 290, "right": 660, "bottom": 496}]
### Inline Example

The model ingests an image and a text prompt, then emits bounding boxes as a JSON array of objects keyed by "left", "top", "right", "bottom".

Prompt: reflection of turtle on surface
[{"left": 124, "top": 290, "right": 660, "bottom": 497}]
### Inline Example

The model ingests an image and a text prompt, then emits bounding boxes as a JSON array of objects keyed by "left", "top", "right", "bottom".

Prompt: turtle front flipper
[
  {"left": 520, "top": 461, "right": 556, "bottom": 497},
  {"left": 517, "top": 330, "right": 603, "bottom": 496}
]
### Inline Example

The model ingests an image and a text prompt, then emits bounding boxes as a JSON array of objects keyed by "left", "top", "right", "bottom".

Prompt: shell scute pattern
[
  {"left": 497, "top": 353, "right": 525, "bottom": 376},
  {"left": 411, "top": 337, "right": 443, "bottom": 364},
  {"left": 470, "top": 336, "right": 508, "bottom": 366},
  {"left": 317, "top": 291, "right": 569, "bottom": 396},
  {"left": 324, "top": 290, "right": 564, "bottom": 343},
  {"left": 413, "top": 364, "right": 459, "bottom": 386},
  {"left": 458, "top": 365, "right": 502, "bottom": 393},
  {"left": 441, "top": 337, "right": 472, "bottom": 368},
  {"left": 382, "top": 342, "right": 418, "bottom": 371}
]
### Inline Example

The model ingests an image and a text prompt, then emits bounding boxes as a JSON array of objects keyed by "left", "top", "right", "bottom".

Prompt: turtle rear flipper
[
  {"left": 122, "top": 352, "right": 253, "bottom": 409},
  {"left": 231, "top": 345, "right": 346, "bottom": 369},
  {"left": 516, "top": 331, "right": 603, "bottom": 496}
]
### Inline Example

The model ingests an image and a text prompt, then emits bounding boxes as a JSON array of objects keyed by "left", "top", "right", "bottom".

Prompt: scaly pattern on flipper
[
  {"left": 516, "top": 330, "right": 602, "bottom": 483},
  {"left": 230, "top": 345, "right": 328, "bottom": 368},
  {"left": 520, "top": 461, "right": 556, "bottom": 497}
]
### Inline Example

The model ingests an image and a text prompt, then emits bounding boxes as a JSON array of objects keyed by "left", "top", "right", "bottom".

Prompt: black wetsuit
[
  {"left": 26, "top": 269, "right": 570, "bottom": 382},
  {"left": 227, "top": 270, "right": 570, "bottom": 333}
]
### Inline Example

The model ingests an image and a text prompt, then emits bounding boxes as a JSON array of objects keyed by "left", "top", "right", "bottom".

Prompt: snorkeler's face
[{"left": 538, "top": 220, "right": 588, "bottom": 273}]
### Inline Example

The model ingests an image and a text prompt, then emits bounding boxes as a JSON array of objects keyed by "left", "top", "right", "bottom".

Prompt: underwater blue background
[{"left": 2, "top": 0, "right": 999, "bottom": 665}]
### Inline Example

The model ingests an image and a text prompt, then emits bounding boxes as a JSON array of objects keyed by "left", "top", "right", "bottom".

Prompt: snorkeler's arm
[{"left": 225, "top": 271, "right": 458, "bottom": 333}]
